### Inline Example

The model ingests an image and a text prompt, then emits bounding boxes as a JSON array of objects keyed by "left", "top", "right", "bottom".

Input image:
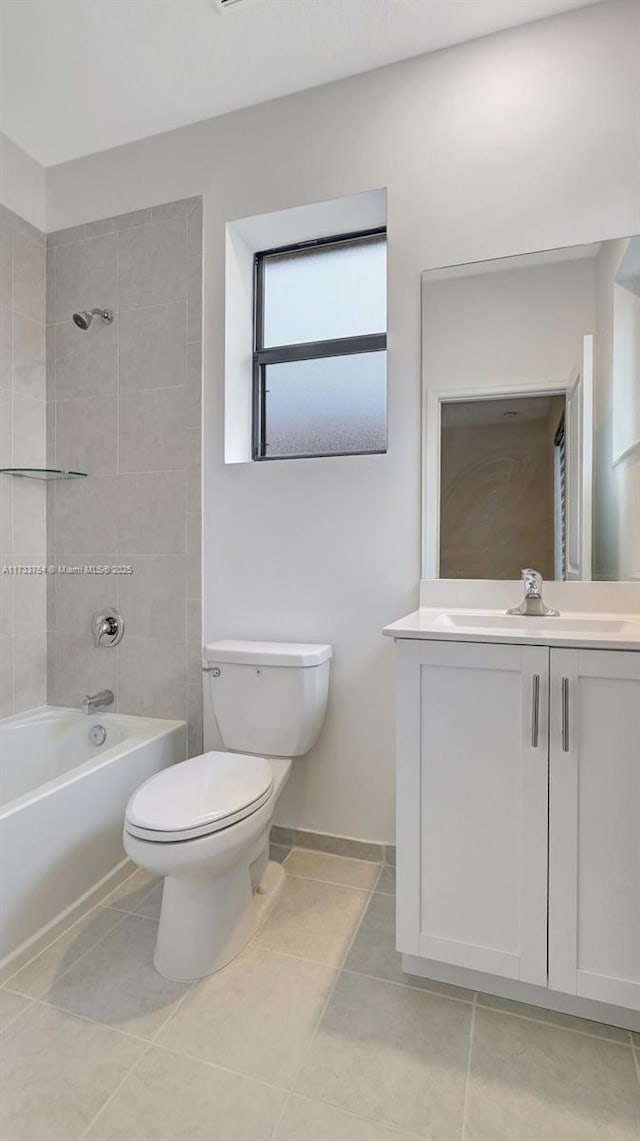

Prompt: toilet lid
[{"left": 125, "top": 751, "right": 274, "bottom": 842}]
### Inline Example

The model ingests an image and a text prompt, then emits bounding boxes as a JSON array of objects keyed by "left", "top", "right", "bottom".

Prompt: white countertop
[{"left": 383, "top": 608, "right": 640, "bottom": 651}]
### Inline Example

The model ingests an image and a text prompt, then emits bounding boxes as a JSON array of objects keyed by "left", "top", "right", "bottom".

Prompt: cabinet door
[
  {"left": 396, "top": 640, "right": 549, "bottom": 986},
  {"left": 549, "top": 648, "right": 640, "bottom": 1010}
]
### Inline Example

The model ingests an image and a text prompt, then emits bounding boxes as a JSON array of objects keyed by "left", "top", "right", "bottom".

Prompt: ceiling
[{"left": 0, "top": 0, "right": 599, "bottom": 167}]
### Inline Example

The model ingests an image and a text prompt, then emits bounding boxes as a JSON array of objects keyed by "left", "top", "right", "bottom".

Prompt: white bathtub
[{"left": 0, "top": 706, "right": 186, "bottom": 968}]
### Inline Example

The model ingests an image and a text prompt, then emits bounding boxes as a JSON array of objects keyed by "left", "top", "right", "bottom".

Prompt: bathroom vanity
[{"left": 384, "top": 599, "right": 640, "bottom": 1029}]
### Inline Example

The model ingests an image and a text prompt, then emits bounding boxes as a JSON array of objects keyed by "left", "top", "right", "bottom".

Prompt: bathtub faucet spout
[{"left": 82, "top": 689, "right": 114, "bottom": 714}]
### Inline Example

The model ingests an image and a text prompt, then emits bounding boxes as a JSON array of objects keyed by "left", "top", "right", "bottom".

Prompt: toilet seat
[{"left": 125, "top": 750, "right": 274, "bottom": 843}]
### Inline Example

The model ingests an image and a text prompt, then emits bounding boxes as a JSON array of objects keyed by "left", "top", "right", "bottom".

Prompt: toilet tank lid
[{"left": 203, "top": 640, "right": 332, "bottom": 668}]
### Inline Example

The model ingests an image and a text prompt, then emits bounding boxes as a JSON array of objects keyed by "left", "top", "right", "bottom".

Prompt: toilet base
[{"left": 153, "top": 859, "right": 285, "bottom": 981}]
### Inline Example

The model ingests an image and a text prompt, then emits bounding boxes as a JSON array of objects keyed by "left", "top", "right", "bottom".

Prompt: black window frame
[{"left": 252, "top": 227, "right": 387, "bottom": 461}]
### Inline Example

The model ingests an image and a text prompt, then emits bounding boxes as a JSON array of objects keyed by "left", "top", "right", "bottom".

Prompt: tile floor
[{"left": 0, "top": 847, "right": 638, "bottom": 1141}]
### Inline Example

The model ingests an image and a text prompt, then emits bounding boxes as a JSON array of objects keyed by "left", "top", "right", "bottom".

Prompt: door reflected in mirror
[
  {"left": 440, "top": 394, "right": 565, "bottom": 580},
  {"left": 422, "top": 237, "right": 640, "bottom": 582}
]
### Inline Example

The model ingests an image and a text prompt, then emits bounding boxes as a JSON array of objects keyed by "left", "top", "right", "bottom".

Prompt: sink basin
[{"left": 434, "top": 613, "right": 637, "bottom": 635}]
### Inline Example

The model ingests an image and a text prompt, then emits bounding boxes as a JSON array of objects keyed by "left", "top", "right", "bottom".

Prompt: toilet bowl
[{"left": 124, "top": 640, "right": 331, "bottom": 980}]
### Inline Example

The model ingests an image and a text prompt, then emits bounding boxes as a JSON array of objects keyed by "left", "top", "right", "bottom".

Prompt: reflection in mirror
[
  {"left": 440, "top": 395, "right": 565, "bottom": 580},
  {"left": 422, "top": 238, "right": 640, "bottom": 581}
]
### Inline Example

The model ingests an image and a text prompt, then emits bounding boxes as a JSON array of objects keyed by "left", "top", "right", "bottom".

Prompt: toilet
[{"left": 123, "top": 640, "right": 332, "bottom": 981}]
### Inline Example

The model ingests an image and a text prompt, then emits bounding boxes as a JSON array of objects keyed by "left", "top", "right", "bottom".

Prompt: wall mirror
[{"left": 421, "top": 237, "right": 639, "bottom": 581}]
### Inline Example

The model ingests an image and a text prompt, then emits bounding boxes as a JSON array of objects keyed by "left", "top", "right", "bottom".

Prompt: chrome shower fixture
[{"left": 72, "top": 308, "right": 114, "bottom": 330}]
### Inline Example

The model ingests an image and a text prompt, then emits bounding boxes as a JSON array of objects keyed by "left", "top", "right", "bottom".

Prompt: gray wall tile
[
  {"left": 117, "top": 471, "right": 185, "bottom": 555},
  {"left": 47, "top": 225, "right": 87, "bottom": 248},
  {"left": 0, "top": 636, "right": 12, "bottom": 717},
  {"left": 13, "top": 234, "right": 45, "bottom": 323},
  {"left": 187, "top": 200, "right": 203, "bottom": 259},
  {"left": 116, "top": 555, "right": 186, "bottom": 639},
  {"left": 11, "top": 472, "right": 46, "bottom": 554},
  {"left": 186, "top": 256, "right": 202, "bottom": 342},
  {"left": 53, "top": 234, "right": 117, "bottom": 325},
  {"left": 54, "top": 475, "right": 118, "bottom": 551},
  {"left": 0, "top": 305, "right": 11, "bottom": 389},
  {"left": 45, "top": 197, "right": 202, "bottom": 740},
  {"left": 118, "top": 218, "right": 187, "bottom": 312},
  {"left": 118, "top": 386, "right": 186, "bottom": 472},
  {"left": 151, "top": 198, "right": 199, "bottom": 222},
  {"left": 118, "top": 634, "right": 186, "bottom": 719},
  {"left": 85, "top": 209, "right": 151, "bottom": 238},
  {"left": 55, "top": 395, "right": 117, "bottom": 475},
  {"left": 118, "top": 301, "right": 186, "bottom": 391},
  {"left": 0, "top": 226, "right": 12, "bottom": 308},
  {"left": 13, "top": 630, "right": 47, "bottom": 712},
  {"left": 0, "top": 204, "right": 44, "bottom": 247},
  {"left": 54, "top": 319, "right": 117, "bottom": 400},
  {"left": 13, "top": 313, "right": 46, "bottom": 400},
  {"left": 49, "top": 630, "right": 117, "bottom": 710}
]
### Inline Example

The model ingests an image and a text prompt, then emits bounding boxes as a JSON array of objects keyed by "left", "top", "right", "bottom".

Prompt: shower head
[{"left": 72, "top": 308, "right": 114, "bottom": 330}]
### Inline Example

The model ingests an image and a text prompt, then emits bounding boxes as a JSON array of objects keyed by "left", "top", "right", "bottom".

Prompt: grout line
[
  {"left": 1, "top": 868, "right": 146, "bottom": 994},
  {"left": 150, "top": 1039, "right": 291, "bottom": 1095},
  {"left": 3, "top": 907, "right": 130, "bottom": 1000},
  {"left": 78, "top": 1040, "right": 154, "bottom": 1141},
  {"left": 1, "top": 898, "right": 128, "bottom": 996},
  {"left": 339, "top": 966, "right": 475, "bottom": 1005},
  {"left": 286, "top": 845, "right": 384, "bottom": 870},
  {"left": 473, "top": 999, "right": 636, "bottom": 1046},
  {"left": 35, "top": 996, "right": 151, "bottom": 1046},
  {"left": 459, "top": 992, "right": 477, "bottom": 1141},
  {"left": 266, "top": 879, "right": 378, "bottom": 1131},
  {"left": 282, "top": 872, "right": 374, "bottom": 895},
  {"left": 631, "top": 1040, "right": 640, "bottom": 1087}
]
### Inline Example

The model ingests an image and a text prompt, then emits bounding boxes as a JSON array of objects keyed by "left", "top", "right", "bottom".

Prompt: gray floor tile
[
  {"left": 84, "top": 1046, "right": 285, "bottom": 1141},
  {"left": 0, "top": 989, "right": 31, "bottom": 1032},
  {"left": 0, "top": 1003, "right": 144, "bottom": 1141},
  {"left": 274, "top": 1094, "right": 408, "bottom": 1140},
  {"left": 375, "top": 865, "right": 396, "bottom": 895},
  {"left": 285, "top": 848, "right": 381, "bottom": 890},
  {"left": 466, "top": 1007, "right": 640, "bottom": 1141},
  {"left": 131, "top": 882, "right": 163, "bottom": 921},
  {"left": 158, "top": 945, "right": 335, "bottom": 1087},
  {"left": 344, "top": 891, "right": 473, "bottom": 1001},
  {"left": 476, "top": 990, "right": 631, "bottom": 1044},
  {"left": 254, "top": 875, "right": 368, "bottom": 967},
  {"left": 102, "top": 869, "right": 159, "bottom": 913},
  {"left": 4, "top": 906, "right": 124, "bottom": 999},
  {"left": 295, "top": 970, "right": 472, "bottom": 1137},
  {"left": 46, "top": 913, "right": 189, "bottom": 1039}
]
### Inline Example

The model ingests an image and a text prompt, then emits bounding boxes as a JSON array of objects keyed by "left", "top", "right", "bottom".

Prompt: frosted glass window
[
  {"left": 262, "top": 235, "right": 386, "bottom": 347},
  {"left": 253, "top": 228, "right": 387, "bottom": 459},
  {"left": 264, "top": 353, "right": 386, "bottom": 457}
]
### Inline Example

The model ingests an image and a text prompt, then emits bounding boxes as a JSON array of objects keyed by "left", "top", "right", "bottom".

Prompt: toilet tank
[{"left": 202, "top": 641, "right": 332, "bottom": 757}]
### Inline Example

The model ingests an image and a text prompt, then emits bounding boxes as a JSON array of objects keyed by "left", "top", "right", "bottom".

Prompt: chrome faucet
[
  {"left": 82, "top": 689, "right": 114, "bottom": 714},
  {"left": 506, "top": 569, "right": 559, "bottom": 617}
]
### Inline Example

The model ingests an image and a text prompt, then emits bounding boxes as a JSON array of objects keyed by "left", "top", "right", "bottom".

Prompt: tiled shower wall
[
  {"left": 0, "top": 204, "right": 47, "bottom": 717},
  {"left": 46, "top": 197, "right": 203, "bottom": 753}
]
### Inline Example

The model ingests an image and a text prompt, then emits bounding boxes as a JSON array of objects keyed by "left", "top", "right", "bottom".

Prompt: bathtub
[{"left": 0, "top": 706, "right": 186, "bottom": 969}]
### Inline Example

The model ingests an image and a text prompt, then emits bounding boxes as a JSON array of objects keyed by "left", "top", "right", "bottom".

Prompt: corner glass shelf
[{"left": 0, "top": 468, "right": 88, "bottom": 480}]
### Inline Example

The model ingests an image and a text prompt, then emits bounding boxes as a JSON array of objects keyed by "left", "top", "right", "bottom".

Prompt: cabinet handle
[
  {"left": 530, "top": 674, "right": 540, "bottom": 748},
  {"left": 561, "top": 677, "right": 570, "bottom": 752}
]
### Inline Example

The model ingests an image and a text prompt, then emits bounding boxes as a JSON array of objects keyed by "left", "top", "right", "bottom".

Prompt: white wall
[
  {"left": 44, "top": 0, "right": 639, "bottom": 842},
  {"left": 0, "top": 132, "right": 46, "bottom": 232}
]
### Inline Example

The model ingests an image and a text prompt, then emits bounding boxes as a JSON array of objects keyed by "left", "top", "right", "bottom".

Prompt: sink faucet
[
  {"left": 82, "top": 689, "right": 114, "bottom": 714},
  {"left": 506, "top": 569, "right": 559, "bottom": 617}
]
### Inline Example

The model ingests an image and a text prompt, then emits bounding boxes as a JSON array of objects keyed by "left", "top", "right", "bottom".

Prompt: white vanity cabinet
[
  {"left": 394, "top": 635, "right": 640, "bottom": 1019},
  {"left": 548, "top": 649, "right": 640, "bottom": 1011}
]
